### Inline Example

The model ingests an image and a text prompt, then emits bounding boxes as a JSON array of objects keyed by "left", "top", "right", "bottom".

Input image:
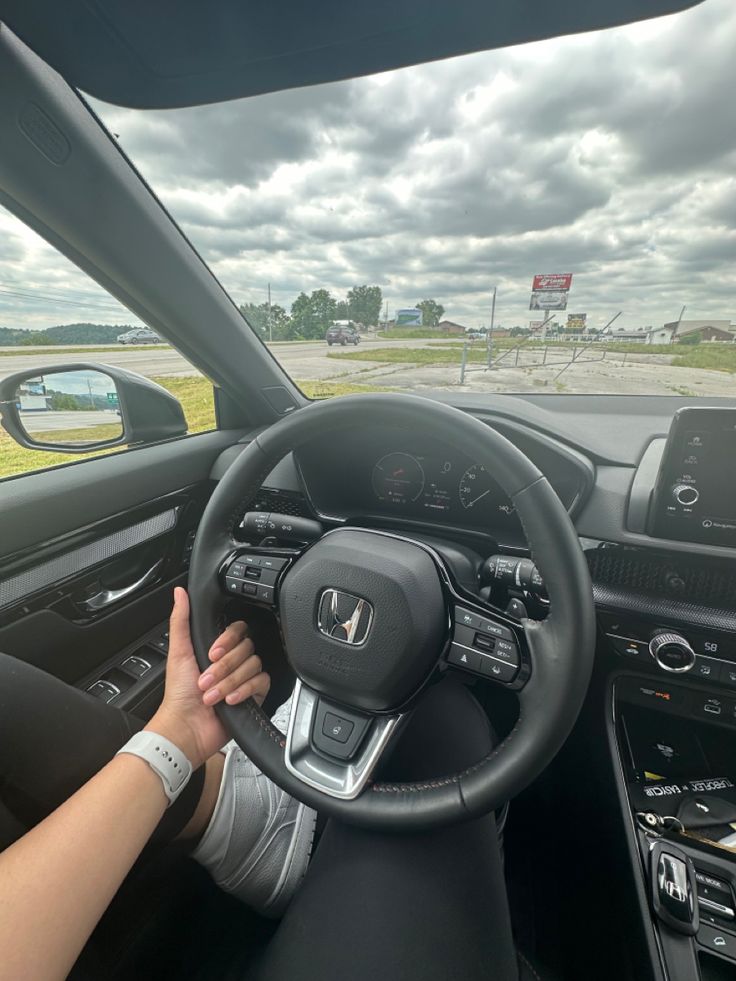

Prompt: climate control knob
[
  {"left": 649, "top": 632, "right": 696, "bottom": 673},
  {"left": 672, "top": 483, "right": 700, "bottom": 507}
]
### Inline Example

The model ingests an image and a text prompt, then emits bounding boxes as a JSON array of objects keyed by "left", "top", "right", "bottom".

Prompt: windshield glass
[{"left": 89, "top": 0, "right": 736, "bottom": 397}]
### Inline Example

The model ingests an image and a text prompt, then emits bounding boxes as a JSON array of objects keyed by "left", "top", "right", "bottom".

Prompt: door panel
[{"left": 0, "top": 429, "right": 244, "bottom": 709}]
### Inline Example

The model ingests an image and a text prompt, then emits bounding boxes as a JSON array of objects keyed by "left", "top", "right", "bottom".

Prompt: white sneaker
[{"left": 191, "top": 694, "right": 317, "bottom": 918}]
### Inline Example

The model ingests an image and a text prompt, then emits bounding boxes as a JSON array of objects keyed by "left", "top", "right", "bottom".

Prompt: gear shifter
[{"left": 650, "top": 840, "right": 699, "bottom": 936}]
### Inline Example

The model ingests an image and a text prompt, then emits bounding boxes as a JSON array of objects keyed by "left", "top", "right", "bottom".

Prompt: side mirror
[{"left": 0, "top": 363, "right": 187, "bottom": 453}]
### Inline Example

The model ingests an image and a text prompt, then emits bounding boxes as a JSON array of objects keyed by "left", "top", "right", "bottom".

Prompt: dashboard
[{"left": 294, "top": 420, "right": 593, "bottom": 547}]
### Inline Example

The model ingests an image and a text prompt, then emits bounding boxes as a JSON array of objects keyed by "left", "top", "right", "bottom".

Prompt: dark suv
[{"left": 325, "top": 324, "right": 361, "bottom": 346}]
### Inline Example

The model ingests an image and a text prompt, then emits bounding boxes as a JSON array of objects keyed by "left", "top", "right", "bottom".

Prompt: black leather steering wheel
[{"left": 189, "top": 394, "right": 595, "bottom": 831}]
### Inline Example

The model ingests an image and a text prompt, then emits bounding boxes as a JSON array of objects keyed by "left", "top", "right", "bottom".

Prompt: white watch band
[{"left": 116, "top": 731, "right": 193, "bottom": 807}]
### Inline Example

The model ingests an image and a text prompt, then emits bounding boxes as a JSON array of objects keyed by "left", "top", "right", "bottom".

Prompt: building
[
  {"left": 435, "top": 320, "right": 467, "bottom": 335},
  {"left": 647, "top": 320, "right": 736, "bottom": 344}
]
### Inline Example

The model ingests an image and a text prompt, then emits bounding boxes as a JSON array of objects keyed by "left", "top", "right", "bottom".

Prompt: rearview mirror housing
[{"left": 0, "top": 362, "right": 188, "bottom": 453}]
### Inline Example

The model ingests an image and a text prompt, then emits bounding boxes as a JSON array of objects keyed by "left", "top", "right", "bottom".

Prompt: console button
[
  {"left": 692, "top": 658, "right": 722, "bottom": 683},
  {"left": 448, "top": 644, "right": 481, "bottom": 673},
  {"left": 609, "top": 635, "right": 649, "bottom": 659},
  {"left": 720, "top": 665, "right": 736, "bottom": 690},
  {"left": 478, "top": 655, "right": 518, "bottom": 683},
  {"left": 697, "top": 924, "right": 736, "bottom": 960},
  {"left": 86, "top": 680, "right": 119, "bottom": 703},
  {"left": 122, "top": 655, "right": 151, "bottom": 678}
]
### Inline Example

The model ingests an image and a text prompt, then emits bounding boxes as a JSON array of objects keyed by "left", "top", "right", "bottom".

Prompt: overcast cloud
[{"left": 2, "top": 0, "right": 736, "bottom": 332}]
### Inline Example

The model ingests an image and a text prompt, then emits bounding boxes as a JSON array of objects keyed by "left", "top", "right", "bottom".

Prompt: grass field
[
  {"left": 0, "top": 344, "right": 171, "bottom": 357},
  {"left": 0, "top": 374, "right": 391, "bottom": 479}
]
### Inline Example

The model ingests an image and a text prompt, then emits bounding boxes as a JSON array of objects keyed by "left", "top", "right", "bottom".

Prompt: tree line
[{"left": 239, "top": 286, "right": 446, "bottom": 340}]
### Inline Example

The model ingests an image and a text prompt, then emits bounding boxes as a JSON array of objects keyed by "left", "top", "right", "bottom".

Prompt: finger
[
  {"left": 224, "top": 670, "right": 271, "bottom": 707},
  {"left": 202, "top": 657, "right": 265, "bottom": 706},
  {"left": 208, "top": 620, "right": 248, "bottom": 661},
  {"left": 199, "top": 639, "right": 256, "bottom": 690},
  {"left": 168, "top": 587, "right": 193, "bottom": 661}
]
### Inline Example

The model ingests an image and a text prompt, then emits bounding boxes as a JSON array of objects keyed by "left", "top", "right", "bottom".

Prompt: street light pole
[{"left": 267, "top": 283, "right": 272, "bottom": 343}]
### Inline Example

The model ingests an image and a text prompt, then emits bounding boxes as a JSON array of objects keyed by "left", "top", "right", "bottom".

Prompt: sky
[{"left": 2, "top": 0, "right": 736, "bottom": 332}]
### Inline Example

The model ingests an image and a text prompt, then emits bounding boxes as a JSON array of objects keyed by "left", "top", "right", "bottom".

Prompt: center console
[{"left": 596, "top": 407, "right": 736, "bottom": 980}]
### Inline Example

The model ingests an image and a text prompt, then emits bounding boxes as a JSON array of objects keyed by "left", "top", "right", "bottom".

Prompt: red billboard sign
[{"left": 532, "top": 273, "right": 573, "bottom": 291}]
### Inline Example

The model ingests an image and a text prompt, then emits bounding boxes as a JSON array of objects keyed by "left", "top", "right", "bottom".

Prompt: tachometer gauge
[
  {"left": 372, "top": 452, "right": 425, "bottom": 504},
  {"left": 458, "top": 464, "right": 494, "bottom": 510}
]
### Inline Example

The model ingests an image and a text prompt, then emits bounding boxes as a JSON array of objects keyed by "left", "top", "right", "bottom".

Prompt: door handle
[{"left": 80, "top": 559, "right": 165, "bottom": 612}]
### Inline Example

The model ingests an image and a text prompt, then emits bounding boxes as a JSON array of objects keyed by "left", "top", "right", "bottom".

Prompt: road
[
  {"left": 19, "top": 409, "right": 120, "bottom": 433},
  {"left": 1, "top": 339, "right": 733, "bottom": 397}
]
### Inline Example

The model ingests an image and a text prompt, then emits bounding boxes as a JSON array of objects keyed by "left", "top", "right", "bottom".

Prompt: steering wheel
[{"left": 189, "top": 394, "right": 595, "bottom": 831}]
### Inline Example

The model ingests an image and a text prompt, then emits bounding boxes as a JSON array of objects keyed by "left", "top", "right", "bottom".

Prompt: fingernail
[
  {"left": 209, "top": 646, "right": 225, "bottom": 661},
  {"left": 225, "top": 691, "right": 242, "bottom": 705},
  {"left": 203, "top": 687, "right": 221, "bottom": 705},
  {"left": 198, "top": 672, "right": 214, "bottom": 690}
]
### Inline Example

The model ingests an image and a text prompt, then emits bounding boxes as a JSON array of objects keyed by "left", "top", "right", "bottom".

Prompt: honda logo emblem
[{"left": 317, "top": 589, "right": 373, "bottom": 646}]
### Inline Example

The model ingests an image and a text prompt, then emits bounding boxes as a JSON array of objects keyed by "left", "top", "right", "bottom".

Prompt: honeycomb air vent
[{"left": 587, "top": 548, "right": 736, "bottom": 608}]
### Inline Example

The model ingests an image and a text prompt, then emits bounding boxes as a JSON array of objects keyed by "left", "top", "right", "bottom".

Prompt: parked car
[
  {"left": 117, "top": 327, "right": 161, "bottom": 344},
  {"left": 325, "top": 324, "right": 361, "bottom": 346},
  {"left": 465, "top": 329, "right": 485, "bottom": 341}
]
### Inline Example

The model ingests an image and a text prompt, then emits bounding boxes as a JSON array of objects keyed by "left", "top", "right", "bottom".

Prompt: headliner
[{"left": 0, "top": 0, "right": 705, "bottom": 109}]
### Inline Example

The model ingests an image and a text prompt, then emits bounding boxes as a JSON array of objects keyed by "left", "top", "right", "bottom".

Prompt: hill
[{"left": 0, "top": 323, "right": 135, "bottom": 346}]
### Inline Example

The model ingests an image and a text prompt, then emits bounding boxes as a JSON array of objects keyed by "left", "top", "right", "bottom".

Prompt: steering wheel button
[
  {"left": 322, "top": 713, "right": 354, "bottom": 744},
  {"left": 448, "top": 644, "right": 482, "bottom": 673},
  {"left": 229, "top": 561, "right": 246, "bottom": 578},
  {"left": 489, "top": 642, "right": 520, "bottom": 666},
  {"left": 243, "top": 554, "right": 262, "bottom": 567},
  {"left": 243, "top": 582, "right": 258, "bottom": 596},
  {"left": 225, "top": 577, "right": 241, "bottom": 593},
  {"left": 261, "top": 556, "right": 288, "bottom": 571},
  {"left": 478, "top": 618, "right": 514, "bottom": 641},
  {"left": 257, "top": 584, "right": 275, "bottom": 604},
  {"left": 454, "top": 607, "right": 482, "bottom": 630},
  {"left": 479, "top": 655, "right": 518, "bottom": 683}
]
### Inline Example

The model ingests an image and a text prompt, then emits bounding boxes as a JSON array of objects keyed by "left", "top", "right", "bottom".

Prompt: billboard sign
[
  {"left": 566, "top": 313, "right": 587, "bottom": 331},
  {"left": 530, "top": 290, "right": 568, "bottom": 311},
  {"left": 532, "top": 273, "right": 573, "bottom": 292},
  {"left": 396, "top": 308, "right": 423, "bottom": 326}
]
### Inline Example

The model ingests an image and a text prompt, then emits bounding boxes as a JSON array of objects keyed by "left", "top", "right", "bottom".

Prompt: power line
[{"left": 0, "top": 287, "right": 130, "bottom": 314}]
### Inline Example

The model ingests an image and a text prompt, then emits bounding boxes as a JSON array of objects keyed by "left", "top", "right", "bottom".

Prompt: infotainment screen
[{"left": 650, "top": 407, "right": 736, "bottom": 547}]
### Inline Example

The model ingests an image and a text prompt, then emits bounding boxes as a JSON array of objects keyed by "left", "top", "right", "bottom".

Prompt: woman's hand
[{"left": 145, "top": 587, "right": 270, "bottom": 768}]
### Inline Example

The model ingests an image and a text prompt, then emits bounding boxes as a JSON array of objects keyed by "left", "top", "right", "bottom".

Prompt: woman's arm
[{"left": 0, "top": 587, "right": 269, "bottom": 981}]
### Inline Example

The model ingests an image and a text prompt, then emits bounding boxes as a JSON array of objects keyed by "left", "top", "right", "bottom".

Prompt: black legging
[{"left": 0, "top": 653, "right": 518, "bottom": 981}]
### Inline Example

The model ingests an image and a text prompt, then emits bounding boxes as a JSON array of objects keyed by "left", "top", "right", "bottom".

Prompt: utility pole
[
  {"left": 267, "top": 283, "right": 272, "bottom": 343},
  {"left": 486, "top": 286, "right": 496, "bottom": 369}
]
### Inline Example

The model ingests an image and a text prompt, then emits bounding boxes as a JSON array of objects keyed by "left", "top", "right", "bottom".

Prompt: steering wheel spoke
[
  {"left": 284, "top": 679, "right": 404, "bottom": 800},
  {"left": 447, "top": 602, "right": 529, "bottom": 688}
]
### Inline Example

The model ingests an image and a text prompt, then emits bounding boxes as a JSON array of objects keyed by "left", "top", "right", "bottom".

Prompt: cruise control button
[
  {"left": 448, "top": 644, "right": 481, "bottom": 673},
  {"left": 322, "top": 713, "right": 354, "bottom": 744},
  {"left": 229, "top": 561, "right": 246, "bottom": 578},
  {"left": 243, "top": 554, "right": 262, "bottom": 567},
  {"left": 479, "top": 655, "right": 518, "bottom": 683},
  {"left": 454, "top": 607, "right": 482, "bottom": 630},
  {"left": 477, "top": 618, "right": 514, "bottom": 641},
  {"left": 260, "top": 556, "right": 288, "bottom": 571}
]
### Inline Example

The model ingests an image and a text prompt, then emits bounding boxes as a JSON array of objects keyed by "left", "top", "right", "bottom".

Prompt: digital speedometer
[{"left": 372, "top": 452, "right": 425, "bottom": 504}]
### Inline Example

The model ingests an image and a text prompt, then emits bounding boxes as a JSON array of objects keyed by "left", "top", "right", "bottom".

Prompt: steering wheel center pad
[{"left": 189, "top": 393, "right": 595, "bottom": 831}]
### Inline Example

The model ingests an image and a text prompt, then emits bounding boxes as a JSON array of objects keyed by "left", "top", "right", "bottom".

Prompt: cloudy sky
[{"left": 2, "top": 0, "right": 736, "bottom": 333}]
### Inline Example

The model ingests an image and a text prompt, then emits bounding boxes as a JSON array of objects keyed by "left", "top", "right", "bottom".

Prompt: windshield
[{"left": 8, "top": 0, "right": 736, "bottom": 400}]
